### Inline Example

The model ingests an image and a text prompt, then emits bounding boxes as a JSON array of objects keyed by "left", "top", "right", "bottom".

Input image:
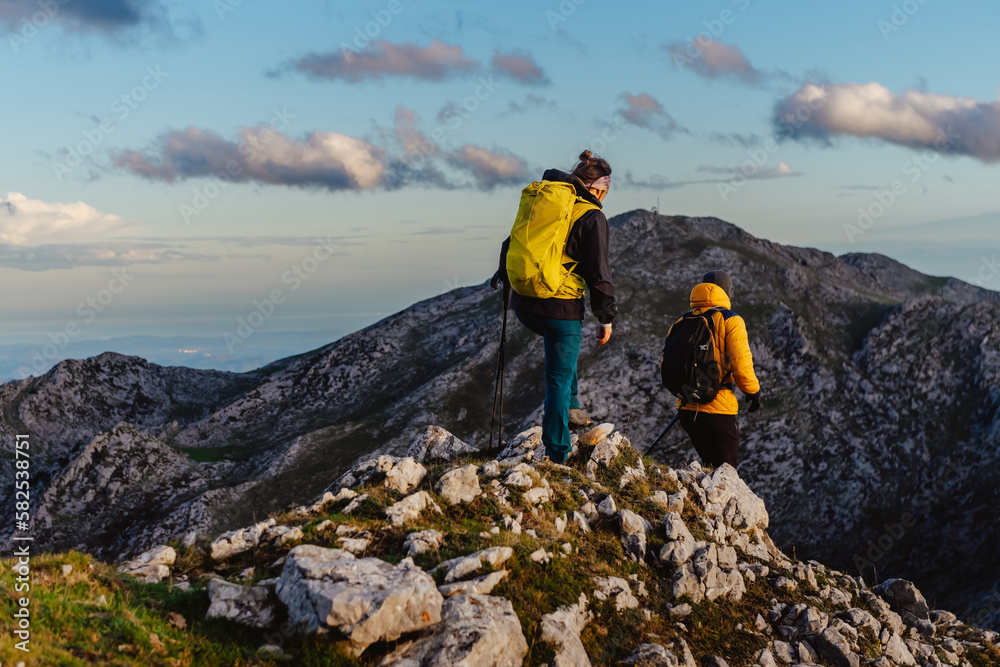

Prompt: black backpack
[{"left": 660, "top": 307, "right": 728, "bottom": 404}]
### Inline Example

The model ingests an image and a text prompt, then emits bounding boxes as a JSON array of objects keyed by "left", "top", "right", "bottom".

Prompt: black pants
[{"left": 679, "top": 411, "right": 739, "bottom": 468}]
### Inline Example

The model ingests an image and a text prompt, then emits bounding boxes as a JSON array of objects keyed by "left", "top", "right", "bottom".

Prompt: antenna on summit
[{"left": 651, "top": 196, "right": 660, "bottom": 214}]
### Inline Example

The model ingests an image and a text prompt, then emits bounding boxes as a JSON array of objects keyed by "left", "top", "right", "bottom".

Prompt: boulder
[
  {"left": 276, "top": 545, "right": 442, "bottom": 655},
  {"left": 438, "top": 570, "right": 509, "bottom": 597},
  {"left": 597, "top": 495, "right": 617, "bottom": 518},
  {"left": 884, "top": 633, "right": 917, "bottom": 666},
  {"left": 497, "top": 426, "right": 543, "bottom": 460},
  {"left": 210, "top": 519, "right": 276, "bottom": 561},
  {"left": 384, "top": 457, "right": 427, "bottom": 494},
  {"left": 206, "top": 578, "right": 275, "bottom": 628},
  {"left": 118, "top": 545, "right": 176, "bottom": 583},
  {"left": 593, "top": 576, "right": 639, "bottom": 611},
  {"left": 378, "top": 594, "right": 528, "bottom": 667},
  {"left": 407, "top": 426, "right": 477, "bottom": 463},
  {"left": 540, "top": 593, "right": 593, "bottom": 667},
  {"left": 436, "top": 465, "right": 482, "bottom": 504},
  {"left": 660, "top": 511, "right": 695, "bottom": 566},
  {"left": 619, "top": 509, "right": 651, "bottom": 562},
  {"left": 385, "top": 491, "right": 443, "bottom": 526},
  {"left": 700, "top": 464, "right": 768, "bottom": 532},
  {"left": 873, "top": 579, "right": 930, "bottom": 621},
  {"left": 815, "top": 626, "right": 860, "bottom": 667},
  {"left": 403, "top": 529, "right": 446, "bottom": 557},
  {"left": 433, "top": 546, "right": 514, "bottom": 583},
  {"left": 620, "top": 642, "right": 681, "bottom": 666}
]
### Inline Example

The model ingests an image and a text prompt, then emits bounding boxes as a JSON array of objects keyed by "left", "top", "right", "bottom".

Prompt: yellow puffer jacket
[{"left": 673, "top": 283, "right": 760, "bottom": 415}]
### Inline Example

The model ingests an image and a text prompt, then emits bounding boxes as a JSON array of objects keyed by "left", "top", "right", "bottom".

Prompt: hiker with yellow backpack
[{"left": 493, "top": 150, "right": 617, "bottom": 464}]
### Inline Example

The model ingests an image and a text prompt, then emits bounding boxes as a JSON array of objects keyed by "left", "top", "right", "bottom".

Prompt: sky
[{"left": 1, "top": 0, "right": 998, "bottom": 378}]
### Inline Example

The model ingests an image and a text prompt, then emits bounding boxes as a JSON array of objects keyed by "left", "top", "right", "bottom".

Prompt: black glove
[
  {"left": 490, "top": 270, "right": 502, "bottom": 290},
  {"left": 746, "top": 392, "right": 761, "bottom": 414}
]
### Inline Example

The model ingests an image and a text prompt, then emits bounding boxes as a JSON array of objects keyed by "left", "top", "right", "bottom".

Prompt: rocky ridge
[
  {"left": 2, "top": 210, "right": 998, "bottom": 631},
  {"left": 85, "top": 423, "right": 999, "bottom": 667}
]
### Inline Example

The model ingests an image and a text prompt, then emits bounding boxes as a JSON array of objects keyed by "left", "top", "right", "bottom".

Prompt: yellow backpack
[{"left": 505, "top": 180, "right": 598, "bottom": 300}]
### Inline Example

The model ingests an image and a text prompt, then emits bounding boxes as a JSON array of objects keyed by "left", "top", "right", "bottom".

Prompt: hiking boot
[{"left": 568, "top": 409, "right": 593, "bottom": 428}]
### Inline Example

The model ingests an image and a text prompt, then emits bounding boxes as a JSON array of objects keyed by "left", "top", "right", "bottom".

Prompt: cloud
[
  {"left": 667, "top": 39, "right": 766, "bottom": 86},
  {"left": 385, "top": 108, "right": 530, "bottom": 190},
  {"left": 491, "top": 49, "right": 548, "bottom": 85},
  {"left": 616, "top": 93, "right": 688, "bottom": 140},
  {"left": 0, "top": 242, "right": 224, "bottom": 271},
  {"left": 772, "top": 82, "right": 999, "bottom": 162},
  {"left": 0, "top": 192, "right": 135, "bottom": 245},
  {"left": 446, "top": 145, "right": 530, "bottom": 189},
  {"left": 697, "top": 162, "right": 802, "bottom": 179},
  {"left": 280, "top": 39, "right": 479, "bottom": 82},
  {"left": 500, "top": 93, "right": 562, "bottom": 117},
  {"left": 113, "top": 126, "right": 386, "bottom": 191},
  {"left": 708, "top": 132, "right": 761, "bottom": 148},
  {"left": 0, "top": 0, "right": 164, "bottom": 32}
]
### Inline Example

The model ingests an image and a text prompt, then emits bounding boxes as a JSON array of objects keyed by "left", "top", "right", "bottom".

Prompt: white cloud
[
  {"left": 0, "top": 193, "right": 135, "bottom": 245},
  {"left": 773, "top": 82, "right": 1000, "bottom": 162}
]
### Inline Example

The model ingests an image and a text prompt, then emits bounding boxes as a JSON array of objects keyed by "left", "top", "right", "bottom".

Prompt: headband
[{"left": 588, "top": 175, "right": 611, "bottom": 191}]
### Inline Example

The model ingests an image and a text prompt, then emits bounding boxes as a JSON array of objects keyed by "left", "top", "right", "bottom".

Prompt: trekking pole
[
  {"left": 488, "top": 277, "right": 511, "bottom": 453},
  {"left": 642, "top": 410, "right": 681, "bottom": 457}
]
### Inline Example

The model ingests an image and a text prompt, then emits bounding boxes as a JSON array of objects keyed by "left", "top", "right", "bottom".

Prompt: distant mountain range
[{"left": 3, "top": 209, "right": 997, "bottom": 630}]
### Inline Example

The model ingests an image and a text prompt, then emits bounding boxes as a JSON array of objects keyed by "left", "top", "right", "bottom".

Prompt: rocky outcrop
[
  {"left": 407, "top": 426, "right": 477, "bottom": 463},
  {"left": 118, "top": 545, "right": 176, "bottom": 583},
  {"left": 378, "top": 594, "right": 528, "bottom": 667},
  {"left": 276, "top": 545, "right": 443, "bottom": 655},
  {"left": 206, "top": 578, "right": 275, "bottom": 628}
]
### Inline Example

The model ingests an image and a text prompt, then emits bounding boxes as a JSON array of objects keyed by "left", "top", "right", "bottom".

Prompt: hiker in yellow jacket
[{"left": 675, "top": 270, "right": 761, "bottom": 467}]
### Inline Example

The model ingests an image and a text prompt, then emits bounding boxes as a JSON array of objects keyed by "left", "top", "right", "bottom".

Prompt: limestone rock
[
  {"left": 433, "top": 546, "right": 513, "bottom": 583},
  {"left": 884, "top": 633, "right": 917, "bottom": 666},
  {"left": 407, "top": 425, "right": 477, "bottom": 462},
  {"left": 404, "top": 529, "right": 446, "bottom": 557},
  {"left": 619, "top": 509, "right": 652, "bottom": 562},
  {"left": 497, "top": 426, "right": 543, "bottom": 460},
  {"left": 438, "top": 570, "right": 509, "bottom": 597},
  {"left": 523, "top": 485, "right": 553, "bottom": 505},
  {"left": 436, "top": 465, "right": 482, "bottom": 504},
  {"left": 660, "top": 511, "right": 695, "bottom": 566},
  {"left": 815, "top": 626, "right": 860, "bottom": 667},
  {"left": 597, "top": 495, "right": 617, "bottom": 518},
  {"left": 700, "top": 464, "right": 768, "bottom": 532},
  {"left": 118, "top": 545, "right": 176, "bottom": 583},
  {"left": 502, "top": 463, "right": 536, "bottom": 489},
  {"left": 385, "top": 491, "right": 443, "bottom": 526},
  {"left": 210, "top": 519, "right": 276, "bottom": 561},
  {"left": 206, "top": 578, "right": 275, "bottom": 628},
  {"left": 276, "top": 545, "right": 442, "bottom": 655},
  {"left": 620, "top": 642, "right": 681, "bottom": 666},
  {"left": 378, "top": 594, "right": 527, "bottom": 667},
  {"left": 873, "top": 579, "right": 930, "bottom": 622},
  {"left": 384, "top": 457, "right": 427, "bottom": 494},
  {"left": 540, "top": 593, "right": 593, "bottom": 667},
  {"left": 593, "top": 576, "right": 639, "bottom": 611}
]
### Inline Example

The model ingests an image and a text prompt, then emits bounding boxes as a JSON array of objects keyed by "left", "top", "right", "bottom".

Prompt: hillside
[
  {"left": 2, "top": 425, "right": 996, "bottom": 666},
  {"left": 2, "top": 210, "right": 998, "bottom": 633}
]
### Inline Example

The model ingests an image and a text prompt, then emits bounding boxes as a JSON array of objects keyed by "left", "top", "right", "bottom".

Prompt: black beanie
[{"left": 702, "top": 270, "right": 734, "bottom": 299}]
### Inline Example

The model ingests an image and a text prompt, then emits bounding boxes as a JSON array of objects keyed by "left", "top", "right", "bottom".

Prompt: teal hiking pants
[{"left": 514, "top": 311, "right": 582, "bottom": 463}]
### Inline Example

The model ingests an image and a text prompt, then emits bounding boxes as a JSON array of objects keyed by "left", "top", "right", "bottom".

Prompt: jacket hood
[
  {"left": 542, "top": 168, "right": 603, "bottom": 209},
  {"left": 690, "top": 282, "right": 732, "bottom": 311}
]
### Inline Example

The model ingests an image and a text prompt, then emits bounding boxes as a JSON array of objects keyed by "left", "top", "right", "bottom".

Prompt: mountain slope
[{"left": 3, "top": 210, "right": 997, "bottom": 631}]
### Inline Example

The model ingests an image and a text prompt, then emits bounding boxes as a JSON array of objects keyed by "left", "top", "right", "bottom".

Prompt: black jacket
[{"left": 498, "top": 169, "right": 617, "bottom": 324}]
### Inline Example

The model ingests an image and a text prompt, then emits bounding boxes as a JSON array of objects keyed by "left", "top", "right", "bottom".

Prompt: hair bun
[{"left": 578, "top": 149, "right": 593, "bottom": 162}]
